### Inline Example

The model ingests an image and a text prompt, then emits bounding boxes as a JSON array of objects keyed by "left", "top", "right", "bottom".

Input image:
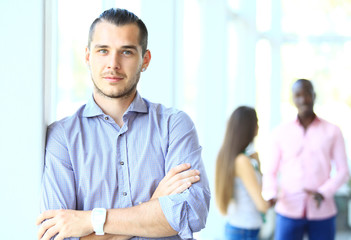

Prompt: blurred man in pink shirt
[{"left": 262, "top": 79, "right": 349, "bottom": 240}]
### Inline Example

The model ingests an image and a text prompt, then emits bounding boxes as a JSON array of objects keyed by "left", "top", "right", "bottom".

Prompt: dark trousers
[
  {"left": 225, "top": 223, "right": 260, "bottom": 240},
  {"left": 275, "top": 213, "right": 336, "bottom": 240}
]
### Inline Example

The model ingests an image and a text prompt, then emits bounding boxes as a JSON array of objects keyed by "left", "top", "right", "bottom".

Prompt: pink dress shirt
[{"left": 262, "top": 116, "right": 349, "bottom": 220}]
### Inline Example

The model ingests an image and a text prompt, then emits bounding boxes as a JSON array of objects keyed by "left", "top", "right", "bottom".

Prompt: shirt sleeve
[
  {"left": 40, "top": 123, "right": 79, "bottom": 240},
  {"left": 262, "top": 130, "right": 281, "bottom": 201},
  {"left": 158, "top": 111, "right": 211, "bottom": 239},
  {"left": 317, "top": 126, "right": 350, "bottom": 198}
]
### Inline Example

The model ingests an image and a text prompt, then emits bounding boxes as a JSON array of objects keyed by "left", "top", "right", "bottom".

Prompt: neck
[
  {"left": 93, "top": 91, "right": 136, "bottom": 127},
  {"left": 298, "top": 112, "right": 316, "bottom": 129}
]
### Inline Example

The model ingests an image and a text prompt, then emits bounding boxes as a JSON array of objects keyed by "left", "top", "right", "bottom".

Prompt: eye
[
  {"left": 98, "top": 49, "right": 108, "bottom": 54},
  {"left": 122, "top": 50, "right": 133, "bottom": 56}
]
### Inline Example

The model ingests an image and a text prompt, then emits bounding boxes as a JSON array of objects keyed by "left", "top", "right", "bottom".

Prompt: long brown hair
[{"left": 215, "top": 106, "right": 258, "bottom": 214}]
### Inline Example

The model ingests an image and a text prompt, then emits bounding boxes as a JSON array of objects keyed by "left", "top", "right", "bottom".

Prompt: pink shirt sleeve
[{"left": 317, "top": 126, "right": 350, "bottom": 198}]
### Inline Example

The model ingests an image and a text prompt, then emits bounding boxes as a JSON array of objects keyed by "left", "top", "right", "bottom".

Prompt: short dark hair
[
  {"left": 293, "top": 79, "right": 315, "bottom": 94},
  {"left": 88, "top": 8, "right": 148, "bottom": 55},
  {"left": 294, "top": 79, "right": 314, "bottom": 88}
]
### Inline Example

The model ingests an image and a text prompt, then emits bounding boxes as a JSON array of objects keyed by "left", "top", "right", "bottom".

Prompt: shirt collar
[
  {"left": 82, "top": 91, "right": 148, "bottom": 118},
  {"left": 124, "top": 91, "right": 148, "bottom": 114},
  {"left": 294, "top": 114, "right": 321, "bottom": 126},
  {"left": 82, "top": 95, "right": 105, "bottom": 117}
]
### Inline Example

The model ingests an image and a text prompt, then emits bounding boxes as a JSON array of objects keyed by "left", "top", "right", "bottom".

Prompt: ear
[
  {"left": 85, "top": 47, "right": 90, "bottom": 65},
  {"left": 141, "top": 50, "right": 151, "bottom": 70},
  {"left": 255, "top": 124, "right": 259, "bottom": 136}
]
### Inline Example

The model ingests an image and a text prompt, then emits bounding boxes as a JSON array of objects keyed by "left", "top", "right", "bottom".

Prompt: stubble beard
[{"left": 92, "top": 71, "right": 141, "bottom": 100}]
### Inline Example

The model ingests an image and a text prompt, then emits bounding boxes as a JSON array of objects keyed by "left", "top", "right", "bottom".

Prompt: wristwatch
[{"left": 91, "top": 208, "right": 107, "bottom": 235}]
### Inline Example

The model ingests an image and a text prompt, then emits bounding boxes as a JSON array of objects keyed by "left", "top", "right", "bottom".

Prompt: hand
[
  {"left": 304, "top": 189, "right": 324, "bottom": 208},
  {"left": 151, "top": 163, "right": 200, "bottom": 200},
  {"left": 268, "top": 198, "right": 277, "bottom": 207},
  {"left": 36, "top": 209, "right": 93, "bottom": 240}
]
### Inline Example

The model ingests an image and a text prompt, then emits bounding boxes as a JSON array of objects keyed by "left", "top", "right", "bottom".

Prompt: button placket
[{"left": 117, "top": 127, "right": 132, "bottom": 207}]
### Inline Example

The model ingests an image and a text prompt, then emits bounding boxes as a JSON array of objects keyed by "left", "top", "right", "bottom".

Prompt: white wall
[{"left": 0, "top": 0, "right": 44, "bottom": 238}]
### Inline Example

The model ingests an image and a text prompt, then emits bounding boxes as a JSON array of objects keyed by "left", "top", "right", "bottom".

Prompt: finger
[
  {"left": 303, "top": 189, "right": 314, "bottom": 194},
  {"left": 268, "top": 198, "right": 276, "bottom": 207},
  {"left": 316, "top": 197, "right": 321, "bottom": 208},
  {"left": 169, "top": 169, "right": 200, "bottom": 185},
  {"left": 192, "top": 174, "right": 200, "bottom": 183},
  {"left": 164, "top": 163, "right": 191, "bottom": 181},
  {"left": 36, "top": 210, "right": 57, "bottom": 225},
  {"left": 181, "top": 169, "right": 200, "bottom": 177},
  {"left": 168, "top": 175, "right": 200, "bottom": 194},
  {"left": 170, "top": 175, "right": 201, "bottom": 194},
  {"left": 182, "top": 174, "right": 200, "bottom": 184},
  {"left": 315, "top": 192, "right": 324, "bottom": 199},
  {"left": 165, "top": 170, "right": 199, "bottom": 191},
  {"left": 37, "top": 219, "right": 56, "bottom": 240},
  {"left": 40, "top": 225, "right": 59, "bottom": 240},
  {"left": 171, "top": 181, "right": 192, "bottom": 195},
  {"left": 54, "top": 233, "right": 65, "bottom": 240}
]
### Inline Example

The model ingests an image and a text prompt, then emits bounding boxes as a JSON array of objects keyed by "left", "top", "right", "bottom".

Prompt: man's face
[
  {"left": 85, "top": 21, "right": 150, "bottom": 99},
  {"left": 292, "top": 82, "right": 315, "bottom": 117}
]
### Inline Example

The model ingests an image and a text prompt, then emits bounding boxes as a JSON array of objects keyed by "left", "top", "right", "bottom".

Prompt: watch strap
[{"left": 91, "top": 208, "right": 106, "bottom": 235}]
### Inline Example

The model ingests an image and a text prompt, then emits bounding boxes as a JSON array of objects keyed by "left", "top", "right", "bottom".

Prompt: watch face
[
  {"left": 96, "top": 214, "right": 105, "bottom": 222},
  {"left": 93, "top": 208, "right": 106, "bottom": 222}
]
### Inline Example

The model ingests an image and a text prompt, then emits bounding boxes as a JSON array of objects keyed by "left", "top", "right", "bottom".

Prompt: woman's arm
[
  {"left": 248, "top": 152, "right": 261, "bottom": 174},
  {"left": 234, "top": 154, "right": 270, "bottom": 213}
]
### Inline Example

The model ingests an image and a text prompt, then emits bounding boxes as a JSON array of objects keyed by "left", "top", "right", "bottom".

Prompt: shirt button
[
  {"left": 123, "top": 192, "right": 127, "bottom": 196},
  {"left": 120, "top": 161, "right": 124, "bottom": 165},
  {"left": 104, "top": 116, "right": 109, "bottom": 120}
]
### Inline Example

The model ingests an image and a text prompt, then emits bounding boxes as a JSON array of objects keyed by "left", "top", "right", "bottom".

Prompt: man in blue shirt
[{"left": 37, "top": 8, "right": 210, "bottom": 240}]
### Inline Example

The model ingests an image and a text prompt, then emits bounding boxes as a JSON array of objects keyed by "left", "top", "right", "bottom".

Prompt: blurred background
[{"left": 1, "top": 0, "right": 350, "bottom": 239}]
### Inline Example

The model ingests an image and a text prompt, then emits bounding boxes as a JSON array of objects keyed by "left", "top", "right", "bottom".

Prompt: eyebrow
[
  {"left": 93, "top": 44, "right": 109, "bottom": 49},
  {"left": 93, "top": 44, "right": 138, "bottom": 51},
  {"left": 121, "top": 45, "right": 138, "bottom": 51}
]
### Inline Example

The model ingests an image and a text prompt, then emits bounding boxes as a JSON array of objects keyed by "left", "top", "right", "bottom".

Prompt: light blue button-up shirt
[{"left": 41, "top": 92, "right": 211, "bottom": 239}]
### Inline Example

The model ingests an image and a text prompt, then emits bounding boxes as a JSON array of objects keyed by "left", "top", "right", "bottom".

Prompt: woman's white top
[{"left": 227, "top": 157, "right": 263, "bottom": 229}]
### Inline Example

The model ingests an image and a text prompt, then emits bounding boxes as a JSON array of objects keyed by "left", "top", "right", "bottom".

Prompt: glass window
[
  {"left": 181, "top": 0, "right": 202, "bottom": 123},
  {"left": 56, "top": 0, "right": 103, "bottom": 120},
  {"left": 253, "top": 0, "right": 351, "bottom": 163},
  {"left": 282, "top": 0, "right": 351, "bottom": 36}
]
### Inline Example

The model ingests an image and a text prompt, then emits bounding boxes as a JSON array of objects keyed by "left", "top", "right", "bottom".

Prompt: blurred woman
[{"left": 215, "top": 106, "right": 271, "bottom": 240}]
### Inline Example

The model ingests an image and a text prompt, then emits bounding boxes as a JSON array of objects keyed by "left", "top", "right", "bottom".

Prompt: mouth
[
  {"left": 299, "top": 104, "right": 311, "bottom": 109},
  {"left": 103, "top": 76, "right": 124, "bottom": 83},
  {"left": 298, "top": 104, "right": 313, "bottom": 114}
]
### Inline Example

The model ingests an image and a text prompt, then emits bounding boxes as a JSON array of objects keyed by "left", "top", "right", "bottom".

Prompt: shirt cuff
[
  {"left": 262, "top": 189, "right": 277, "bottom": 201},
  {"left": 158, "top": 192, "right": 193, "bottom": 239}
]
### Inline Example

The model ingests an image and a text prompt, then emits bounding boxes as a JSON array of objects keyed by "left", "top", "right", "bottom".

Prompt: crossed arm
[{"left": 37, "top": 163, "right": 200, "bottom": 240}]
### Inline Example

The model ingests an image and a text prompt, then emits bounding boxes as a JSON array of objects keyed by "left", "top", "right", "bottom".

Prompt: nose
[
  {"left": 298, "top": 95, "right": 307, "bottom": 105},
  {"left": 107, "top": 53, "right": 121, "bottom": 70}
]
